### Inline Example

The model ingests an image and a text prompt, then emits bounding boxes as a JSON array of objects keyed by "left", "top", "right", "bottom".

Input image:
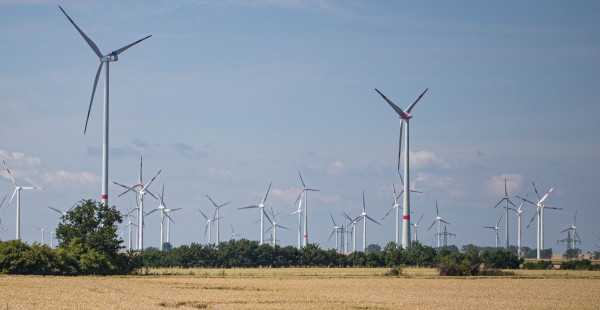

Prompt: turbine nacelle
[{"left": 101, "top": 54, "right": 118, "bottom": 62}]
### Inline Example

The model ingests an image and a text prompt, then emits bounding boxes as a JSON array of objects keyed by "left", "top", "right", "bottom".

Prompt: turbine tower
[
  {"left": 206, "top": 195, "right": 230, "bottom": 246},
  {"left": 515, "top": 194, "right": 528, "bottom": 256},
  {"left": 264, "top": 209, "right": 288, "bottom": 246},
  {"left": 360, "top": 191, "right": 381, "bottom": 252},
  {"left": 427, "top": 201, "right": 450, "bottom": 248},
  {"left": 146, "top": 184, "right": 174, "bottom": 251},
  {"left": 291, "top": 194, "right": 304, "bottom": 249},
  {"left": 329, "top": 213, "right": 341, "bottom": 252},
  {"left": 296, "top": 171, "right": 318, "bottom": 247},
  {"left": 34, "top": 225, "right": 48, "bottom": 245},
  {"left": 492, "top": 179, "right": 518, "bottom": 248},
  {"left": 518, "top": 182, "right": 561, "bottom": 259},
  {"left": 3, "top": 160, "right": 45, "bottom": 240},
  {"left": 113, "top": 157, "right": 161, "bottom": 251},
  {"left": 484, "top": 214, "right": 503, "bottom": 248},
  {"left": 412, "top": 214, "right": 424, "bottom": 242},
  {"left": 198, "top": 209, "right": 219, "bottom": 244},
  {"left": 375, "top": 87, "right": 428, "bottom": 249},
  {"left": 239, "top": 182, "right": 271, "bottom": 245},
  {"left": 59, "top": 6, "right": 151, "bottom": 207}
]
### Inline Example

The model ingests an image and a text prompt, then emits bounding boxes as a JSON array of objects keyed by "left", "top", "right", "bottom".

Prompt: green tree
[
  {"left": 366, "top": 244, "right": 381, "bottom": 254},
  {"left": 563, "top": 248, "right": 581, "bottom": 260}
]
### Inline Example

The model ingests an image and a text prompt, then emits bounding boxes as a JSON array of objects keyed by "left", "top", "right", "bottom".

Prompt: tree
[
  {"left": 563, "top": 248, "right": 581, "bottom": 260},
  {"left": 366, "top": 244, "right": 381, "bottom": 254}
]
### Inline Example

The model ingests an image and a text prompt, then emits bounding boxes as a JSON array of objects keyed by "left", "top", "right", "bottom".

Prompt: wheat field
[{"left": 0, "top": 268, "right": 598, "bottom": 309}]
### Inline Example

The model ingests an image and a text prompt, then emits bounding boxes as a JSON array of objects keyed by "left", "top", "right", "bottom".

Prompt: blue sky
[{"left": 1, "top": 0, "right": 599, "bottom": 253}]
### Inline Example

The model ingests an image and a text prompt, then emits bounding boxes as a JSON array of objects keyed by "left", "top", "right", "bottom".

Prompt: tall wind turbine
[
  {"left": 375, "top": 87, "right": 428, "bottom": 249},
  {"left": 484, "top": 214, "right": 503, "bottom": 248},
  {"left": 239, "top": 182, "right": 271, "bottom": 245},
  {"left": 381, "top": 183, "right": 402, "bottom": 246},
  {"left": 164, "top": 206, "right": 181, "bottom": 245},
  {"left": 518, "top": 182, "right": 561, "bottom": 259},
  {"left": 561, "top": 211, "right": 580, "bottom": 250},
  {"left": 360, "top": 191, "right": 381, "bottom": 252},
  {"left": 329, "top": 213, "right": 341, "bottom": 252},
  {"left": 34, "top": 225, "right": 48, "bottom": 245},
  {"left": 291, "top": 194, "right": 304, "bottom": 249},
  {"left": 206, "top": 195, "right": 230, "bottom": 246},
  {"left": 146, "top": 184, "right": 174, "bottom": 251},
  {"left": 113, "top": 157, "right": 161, "bottom": 251},
  {"left": 59, "top": 6, "right": 151, "bottom": 207},
  {"left": 296, "top": 171, "right": 319, "bottom": 247},
  {"left": 3, "top": 160, "right": 44, "bottom": 240},
  {"left": 492, "top": 179, "right": 518, "bottom": 248},
  {"left": 343, "top": 212, "right": 362, "bottom": 253},
  {"left": 427, "top": 202, "right": 450, "bottom": 248}
]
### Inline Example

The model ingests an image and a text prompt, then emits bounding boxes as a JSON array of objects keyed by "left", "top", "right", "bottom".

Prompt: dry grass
[{"left": 0, "top": 268, "right": 598, "bottom": 309}]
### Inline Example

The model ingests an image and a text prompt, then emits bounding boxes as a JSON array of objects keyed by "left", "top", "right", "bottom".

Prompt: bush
[
  {"left": 522, "top": 260, "right": 554, "bottom": 270},
  {"left": 560, "top": 259, "right": 599, "bottom": 270}
]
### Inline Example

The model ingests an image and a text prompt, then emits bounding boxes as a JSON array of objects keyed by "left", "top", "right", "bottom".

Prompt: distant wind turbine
[
  {"left": 412, "top": 214, "right": 424, "bottom": 242},
  {"left": 239, "top": 182, "right": 271, "bottom": 245},
  {"left": 3, "top": 160, "right": 45, "bottom": 240},
  {"left": 427, "top": 201, "right": 450, "bottom": 248},
  {"left": 515, "top": 194, "right": 528, "bottom": 256},
  {"left": 230, "top": 225, "right": 241, "bottom": 240},
  {"left": 34, "top": 225, "right": 48, "bottom": 245},
  {"left": 198, "top": 209, "right": 219, "bottom": 244},
  {"left": 492, "top": 179, "right": 518, "bottom": 248},
  {"left": 329, "top": 213, "right": 341, "bottom": 252},
  {"left": 47, "top": 202, "right": 78, "bottom": 218},
  {"left": 375, "top": 87, "right": 428, "bottom": 249},
  {"left": 264, "top": 209, "right": 288, "bottom": 246},
  {"left": 518, "top": 182, "right": 561, "bottom": 259},
  {"left": 360, "top": 191, "right": 381, "bottom": 252},
  {"left": 206, "top": 195, "right": 230, "bottom": 246},
  {"left": 296, "top": 171, "right": 319, "bottom": 247},
  {"left": 560, "top": 211, "right": 580, "bottom": 250},
  {"left": 484, "top": 214, "right": 503, "bottom": 248},
  {"left": 59, "top": 6, "right": 151, "bottom": 207}
]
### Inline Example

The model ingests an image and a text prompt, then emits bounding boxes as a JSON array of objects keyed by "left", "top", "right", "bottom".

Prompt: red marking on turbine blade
[
  {"left": 102, "top": 195, "right": 108, "bottom": 199},
  {"left": 403, "top": 215, "right": 410, "bottom": 220}
]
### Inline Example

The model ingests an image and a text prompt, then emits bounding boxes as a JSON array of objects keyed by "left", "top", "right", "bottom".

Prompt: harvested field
[{"left": 0, "top": 268, "right": 598, "bottom": 309}]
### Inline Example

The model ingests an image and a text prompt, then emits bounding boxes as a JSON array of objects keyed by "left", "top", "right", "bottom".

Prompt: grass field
[{"left": 0, "top": 268, "right": 599, "bottom": 309}]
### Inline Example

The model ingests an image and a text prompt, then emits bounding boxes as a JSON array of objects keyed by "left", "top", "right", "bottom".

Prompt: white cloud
[
  {"left": 207, "top": 167, "right": 238, "bottom": 184},
  {"left": 413, "top": 173, "right": 465, "bottom": 198},
  {"left": 411, "top": 151, "right": 454, "bottom": 170},
  {"left": 482, "top": 174, "right": 524, "bottom": 198},
  {"left": 325, "top": 160, "right": 346, "bottom": 175}
]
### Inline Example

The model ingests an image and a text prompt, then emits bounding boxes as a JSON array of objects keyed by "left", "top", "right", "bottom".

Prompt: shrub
[{"left": 522, "top": 260, "right": 554, "bottom": 270}]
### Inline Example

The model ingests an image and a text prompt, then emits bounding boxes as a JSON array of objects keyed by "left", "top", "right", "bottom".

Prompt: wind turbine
[
  {"left": 296, "top": 171, "right": 319, "bottom": 247},
  {"left": 515, "top": 194, "right": 528, "bottom": 256},
  {"left": 343, "top": 212, "right": 362, "bottom": 253},
  {"left": 121, "top": 206, "right": 138, "bottom": 252},
  {"left": 329, "top": 213, "right": 341, "bottom": 252},
  {"left": 492, "top": 179, "right": 518, "bottom": 249},
  {"left": 484, "top": 214, "right": 503, "bottom": 248},
  {"left": 412, "top": 214, "right": 424, "bottom": 242},
  {"left": 360, "top": 191, "right": 381, "bottom": 252},
  {"left": 561, "top": 211, "right": 581, "bottom": 250},
  {"left": 113, "top": 156, "right": 161, "bottom": 251},
  {"left": 198, "top": 209, "right": 219, "bottom": 244},
  {"left": 264, "top": 209, "right": 288, "bottom": 246},
  {"left": 290, "top": 193, "right": 304, "bottom": 249},
  {"left": 518, "top": 182, "right": 561, "bottom": 259},
  {"left": 59, "top": 6, "right": 151, "bottom": 207},
  {"left": 427, "top": 202, "right": 450, "bottom": 248},
  {"left": 435, "top": 225, "right": 456, "bottom": 247},
  {"left": 47, "top": 202, "right": 78, "bottom": 218},
  {"left": 375, "top": 87, "right": 428, "bottom": 249},
  {"left": 206, "top": 195, "right": 230, "bottom": 246},
  {"left": 381, "top": 182, "right": 420, "bottom": 247},
  {"left": 164, "top": 206, "right": 181, "bottom": 245},
  {"left": 239, "top": 182, "right": 271, "bottom": 245},
  {"left": 3, "top": 160, "right": 45, "bottom": 240},
  {"left": 34, "top": 225, "right": 48, "bottom": 245},
  {"left": 230, "top": 225, "right": 241, "bottom": 240},
  {"left": 146, "top": 184, "right": 174, "bottom": 251}
]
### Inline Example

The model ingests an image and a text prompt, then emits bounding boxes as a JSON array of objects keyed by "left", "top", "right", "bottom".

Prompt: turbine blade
[
  {"left": 574, "top": 210, "right": 577, "bottom": 226},
  {"left": 532, "top": 181, "right": 541, "bottom": 201},
  {"left": 560, "top": 227, "right": 571, "bottom": 233},
  {"left": 263, "top": 210, "right": 273, "bottom": 225},
  {"left": 497, "top": 214, "right": 503, "bottom": 226},
  {"left": 362, "top": 191, "right": 366, "bottom": 213},
  {"left": 374, "top": 88, "right": 406, "bottom": 116},
  {"left": 0, "top": 195, "right": 6, "bottom": 209},
  {"left": 397, "top": 119, "right": 404, "bottom": 172},
  {"left": 145, "top": 189, "right": 159, "bottom": 201},
  {"left": 58, "top": 6, "right": 102, "bottom": 58},
  {"left": 261, "top": 182, "right": 272, "bottom": 205},
  {"left": 381, "top": 205, "right": 396, "bottom": 221},
  {"left": 298, "top": 171, "right": 306, "bottom": 188},
  {"left": 405, "top": 88, "right": 428, "bottom": 114},
  {"left": 435, "top": 201, "right": 439, "bottom": 216},
  {"left": 328, "top": 229, "right": 335, "bottom": 241},
  {"left": 47, "top": 206, "right": 64, "bottom": 215},
  {"left": 239, "top": 205, "right": 259, "bottom": 210},
  {"left": 330, "top": 213, "right": 337, "bottom": 227},
  {"left": 67, "top": 202, "right": 78, "bottom": 212},
  {"left": 84, "top": 62, "right": 103, "bottom": 134},
  {"left": 492, "top": 198, "right": 505, "bottom": 209},
  {"left": 427, "top": 221, "right": 436, "bottom": 231},
  {"left": 441, "top": 219, "right": 450, "bottom": 225},
  {"left": 3, "top": 161, "right": 17, "bottom": 187},
  {"left": 108, "top": 35, "right": 152, "bottom": 57},
  {"left": 206, "top": 195, "right": 218, "bottom": 208},
  {"left": 415, "top": 214, "right": 424, "bottom": 225},
  {"left": 198, "top": 209, "right": 208, "bottom": 220},
  {"left": 141, "top": 170, "right": 161, "bottom": 192},
  {"left": 508, "top": 199, "right": 518, "bottom": 209},
  {"left": 526, "top": 212, "right": 537, "bottom": 229},
  {"left": 145, "top": 209, "right": 159, "bottom": 216},
  {"left": 20, "top": 187, "right": 44, "bottom": 190},
  {"left": 365, "top": 215, "right": 381, "bottom": 225},
  {"left": 277, "top": 225, "right": 289, "bottom": 230},
  {"left": 9, "top": 188, "right": 17, "bottom": 204},
  {"left": 539, "top": 186, "right": 555, "bottom": 204},
  {"left": 169, "top": 208, "right": 182, "bottom": 212},
  {"left": 504, "top": 179, "right": 508, "bottom": 197}
]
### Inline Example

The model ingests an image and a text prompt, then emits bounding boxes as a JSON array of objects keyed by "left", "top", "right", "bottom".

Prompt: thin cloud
[{"left": 482, "top": 174, "right": 524, "bottom": 198}]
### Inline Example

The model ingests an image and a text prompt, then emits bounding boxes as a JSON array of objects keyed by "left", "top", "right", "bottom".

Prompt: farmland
[{"left": 0, "top": 268, "right": 599, "bottom": 309}]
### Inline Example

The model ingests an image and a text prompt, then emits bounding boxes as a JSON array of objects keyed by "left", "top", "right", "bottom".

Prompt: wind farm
[{"left": 0, "top": 2, "right": 599, "bottom": 308}]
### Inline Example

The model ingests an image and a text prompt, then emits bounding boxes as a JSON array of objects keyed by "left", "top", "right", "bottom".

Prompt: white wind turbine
[
  {"left": 206, "top": 195, "right": 230, "bottom": 246},
  {"left": 113, "top": 157, "right": 161, "bottom": 251},
  {"left": 47, "top": 202, "right": 78, "bottom": 219},
  {"left": 34, "top": 225, "right": 48, "bottom": 245},
  {"left": 198, "top": 209, "right": 219, "bottom": 244},
  {"left": 518, "top": 182, "right": 561, "bottom": 259},
  {"left": 3, "top": 160, "right": 45, "bottom": 240},
  {"left": 295, "top": 171, "right": 319, "bottom": 247},
  {"left": 264, "top": 209, "right": 288, "bottom": 246},
  {"left": 515, "top": 194, "right": 528, "bottom": 256},
  {"left": 290, "top": 193, "right": 304, "bottom": 249},
  {"left": 121, "top": 206, "right": 138, "bottom": 252},
  {"left": 164, "top": 206, "right": 181, "bottom": 246},
  {"left": 230, "top": 225, "right": 242, "bottom": 241},
  {"left": 492, "top": 179, "right": 518, "bottom": 249},
  {"left": 146, "top": 184, "right": 175, "bottom": 251},
  {"left": 484, "top": 214, "right": 503, "bottom": 248},
  {"left": 360, "top": 191, "right": 381, "bottom": 252},
  {"left": 343, "top": 212, "right": 361, "bottom": 253},
  {"left": 328, "top": 213, "right": 341, "bottom": 252},
  {"left": 239, "top": 182, "right": 272, "bottom": 245},
  {"left": 59, "top": 6, "right": 151, "bottom": 207},
  {"left": 413, "top": 214, "right": 424, "bottom": 242},
  {"left": 427, "top": 202, "right": 450, "bottom": 248},
  {"left": 561, "top": 211, "right": 580, "bottom": 250},
  {"left": 375, "top": 88, "right": 428, "bottom": 249},
  {"left": 381, "top": 183, "right": 421, "bottom": 247}
]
